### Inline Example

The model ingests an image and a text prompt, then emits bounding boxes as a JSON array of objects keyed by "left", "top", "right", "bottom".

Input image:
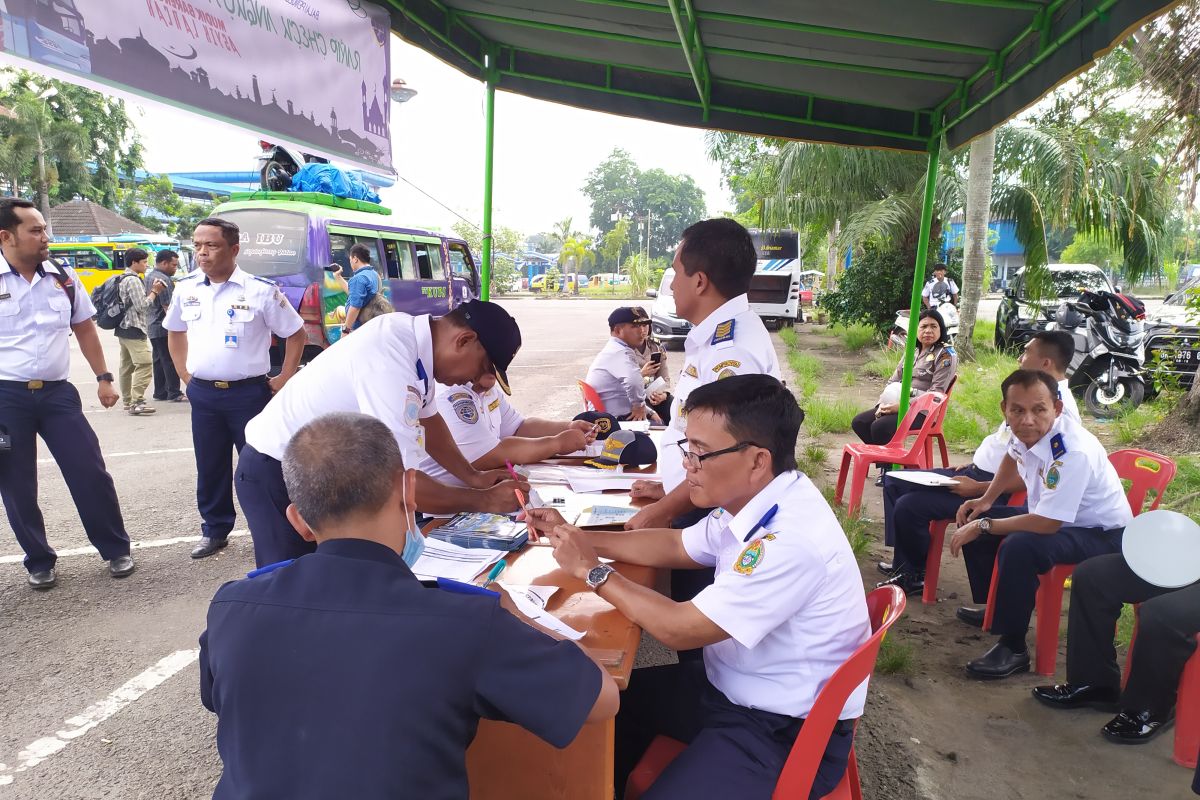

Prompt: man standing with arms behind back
[
  {"left": 146, "top": 249, "right": 184, "bottom": 403},
  {"left": 0, "top": 197, "right": 135, "bottom": 589},
  {"left": 166, "top": 217, "right": 306, "bottom": 560}
]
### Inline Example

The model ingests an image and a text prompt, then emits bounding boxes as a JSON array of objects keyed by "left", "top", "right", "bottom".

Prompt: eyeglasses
[{"left": 674, "top": 439, "right": 763, "bottom": 470}]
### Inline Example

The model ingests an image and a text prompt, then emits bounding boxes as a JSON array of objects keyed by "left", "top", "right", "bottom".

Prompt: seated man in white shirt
[
  {"left": 527, "top": 374, "right": 870, "bottom": 799},
  {"left": 951, "top": 369, "right": 1132, "bottom": 679},
  {"left": 878, "top": 330, "right": 1081, "bottom": 595},
  {"left": 417, "top": 374, "right": 594, "bottom": 486},
  {"left": 584, "top": 307, "right": 661, "bottom": 422}
]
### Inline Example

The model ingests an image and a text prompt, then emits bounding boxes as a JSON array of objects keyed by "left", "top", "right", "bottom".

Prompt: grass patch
[
  {"left": 971, "top": 318, "right": 996, "bottom": 351},
  {"left": 778, "top": 326, "right": 798, "bottom": 348},
  {"left": 1111, "top": 395, "right": 1173, "bottom": 446},
  {"left": 804, "top": 398, "right": 858, "bottom": 436},
  {"left": 830, "top": 323, "right": 878, "bottom": 351},
  {"left": 842, "top": 370, "right": 857, "bottom": 387},
  {"left": 1162, "top": 454, "right": 1200, "bottom": 519},
  {"left": 796, "top": 442, "right": 829, "bottom": 479},
  {"left": 876, "top": 634, "right": 916, "bottom": 676},
  {"left": 865, "top": 348, "right": 898, "bottom": 379},
  {"left": 1116, "top": 603, "right": 1136, "bottom": 649},
  {"left": 788, "top": 351, "right": 824, "bottom": 401},
  {"left": 820, "top": 485, "right": 873, "bottom": 559}
]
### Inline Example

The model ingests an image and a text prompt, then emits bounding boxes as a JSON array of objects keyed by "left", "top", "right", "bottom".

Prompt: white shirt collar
[
  {"left": 203, "top": 265, "right": 248, "bottom": 287},
  {"left": 686, "top": 294, "right": 750, "bottom": 349},
  {"left": 724, "top": 472, "right": 799, "bottom": 542}
]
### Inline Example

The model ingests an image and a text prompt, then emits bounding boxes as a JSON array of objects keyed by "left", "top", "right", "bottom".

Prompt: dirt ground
[{"left": 786, "top": 324, "right": 1196, "bottom": 800}]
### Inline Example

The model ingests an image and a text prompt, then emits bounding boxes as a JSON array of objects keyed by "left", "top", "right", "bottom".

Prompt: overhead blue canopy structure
[{"left": 380, "top": 0, "right": 1177, "bottom": 411}]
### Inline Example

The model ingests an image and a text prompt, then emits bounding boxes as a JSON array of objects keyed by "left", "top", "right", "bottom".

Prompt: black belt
[
  {"left": 0, "top": 379, "right": 67, "bottom": 390},
  {"left": 832, "top": 718, "right": 856, "bottom": 735},
  {"left": 190, "top": 376, "right": 268, "bottom": 390}
]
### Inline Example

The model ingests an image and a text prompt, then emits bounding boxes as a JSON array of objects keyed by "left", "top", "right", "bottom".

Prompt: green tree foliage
[
  {"left": 582, "top": 148, "right": 707, "bottom": 259},
  {"left": 0, "top": 70, "right": 143, "bottom": 208},
  {"left": 558, "top": 236, "right": 596, "bottom": 292},
  {"left": 600, "top": 218, "right": 631, "bottom": 271},
  {"left": 118, "top": 175, "right": 215, "bottom": 239},
  {"left": 451, "top": 220, "right": 525, "bottom": 294},
  {"left": 1060, "top": 231, "right": 1123, "bottom": 269},
  {"left": 819, "top": 237, "right": 943, "bottom": 333}
]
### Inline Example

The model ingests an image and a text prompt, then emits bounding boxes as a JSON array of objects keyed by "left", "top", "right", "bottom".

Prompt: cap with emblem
[
  {"left": 573, "top": 411, "right": 620, "bottom": 437},
  {"left": 458, "top": 300, "right": 522, "bottom": 395},
  {"left": 607, "top": 307, "right": 650, "bottom": 327},
  {"left": 584, "top": 430, "right": 658, "bottom": 469}
]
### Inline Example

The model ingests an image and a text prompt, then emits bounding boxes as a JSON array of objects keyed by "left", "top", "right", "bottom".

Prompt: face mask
[{"left": 400, "top": 469, "right": 425, "bottom": 566}]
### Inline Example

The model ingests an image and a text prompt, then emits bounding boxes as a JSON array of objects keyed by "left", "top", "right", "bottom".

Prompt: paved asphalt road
[
  {"left": 0, "top": 296, "right": 642, "bottom": 798},
  {"left": 0, "top": 293, "right": 1167, "bottom": 796}
]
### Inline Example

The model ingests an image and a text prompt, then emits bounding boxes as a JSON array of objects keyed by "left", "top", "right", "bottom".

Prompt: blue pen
[
  {"left": 435, "top": 577, "right": 500, "bottom": 598},
  {"left": 483, "top": 559, "right": 507, "bottom": 589},
  {"left": 246, "top": 559, "right": 294, "bottom": 578},
  {"left": 743, "top": 505, "right": 779, "bottom": 542}
]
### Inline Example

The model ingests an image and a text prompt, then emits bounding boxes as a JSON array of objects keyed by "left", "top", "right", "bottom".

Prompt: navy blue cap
[
  {"left": 459, "top": 300, "right": 522, "bottom": 395},
  {"left": 608, "top": 307, "right": 651, "bottom": 327}
]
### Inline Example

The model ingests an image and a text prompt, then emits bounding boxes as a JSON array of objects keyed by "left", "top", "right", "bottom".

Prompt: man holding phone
[
  {"left": 630, "top": 305, "right": 673, "bottom": 423},
  {"left": 585, "top": 307, "right": 662, "bottom": 423}
]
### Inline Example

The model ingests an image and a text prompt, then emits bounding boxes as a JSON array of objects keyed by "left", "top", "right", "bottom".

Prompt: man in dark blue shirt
[{"left": 199, "top": 412, "right": 617, "bottom": 798}]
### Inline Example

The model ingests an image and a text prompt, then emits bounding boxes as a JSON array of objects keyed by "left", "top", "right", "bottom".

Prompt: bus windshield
[{"left": 218, "top": 209, "right": 309, "bottom": 277}]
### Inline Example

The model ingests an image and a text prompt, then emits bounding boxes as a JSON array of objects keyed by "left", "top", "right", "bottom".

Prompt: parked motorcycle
[
  {"left": 257, "top": 140, "right": 328, "bottom": 191},
  {"left": 1048, "top": 290, "right": 1147, "bottom": 417},
  {"left": 888, "top": 300, "right": 960, "bottom": 350}
]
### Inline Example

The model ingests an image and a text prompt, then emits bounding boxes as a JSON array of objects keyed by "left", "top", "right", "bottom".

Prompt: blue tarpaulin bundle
[{"left": 288, "top": 164, "right": 381, "bottom": 204}]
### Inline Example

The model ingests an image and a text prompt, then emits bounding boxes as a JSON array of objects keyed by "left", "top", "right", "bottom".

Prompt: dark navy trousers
[
  {"left": 187, "top": 379, "right": 271, "bottom": 540},
  {"left": 884, "top": 464, "right": 997, "bottom": 571},
  {"left": 0, "top": 381, "right": 129, "bottom": 573},
  {"left": 615, "top": 661, "right": 853, "bottom": 800},
  {"left": 235, "top": 444, "right": 315, "bottom": 568},
  {"left": 961, "top": 505, "right": 1123, "bottom": 637}
]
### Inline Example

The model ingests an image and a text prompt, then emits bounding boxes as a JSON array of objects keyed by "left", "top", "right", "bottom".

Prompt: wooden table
[{"left": 432, "top": 511, "right": 657, "bottom": 799}]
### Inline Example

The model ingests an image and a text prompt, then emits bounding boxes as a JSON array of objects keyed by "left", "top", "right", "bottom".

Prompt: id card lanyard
[{"left": 224, "top": 307, "right": 238, "bottom": 348}]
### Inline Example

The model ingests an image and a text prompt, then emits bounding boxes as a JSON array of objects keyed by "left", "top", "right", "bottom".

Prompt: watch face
[{"left": 587, "top": 564, "right": 611, "bottom": 587}]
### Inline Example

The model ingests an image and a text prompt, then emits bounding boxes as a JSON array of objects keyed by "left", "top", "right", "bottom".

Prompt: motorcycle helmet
[{"left": 1055, "top": 302, "right": 1084, "bottom": 329}]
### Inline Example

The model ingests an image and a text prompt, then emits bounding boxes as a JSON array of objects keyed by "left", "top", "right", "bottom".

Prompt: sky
[{"left": 130, "top": 33, "right": 734, "bottom": 239}]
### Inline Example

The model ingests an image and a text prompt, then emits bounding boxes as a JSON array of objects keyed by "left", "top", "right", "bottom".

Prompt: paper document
[
  {"left": 886, "top": 471, "right": 960, "bottom": 488},
  {"left": 567, "top": 471, "right": 660, "bottom": 494},
  {"left": 621, "top": 419, "right": 651, "bottom": 432},
  {"left": 576, "top": 505, "right": 639, "bottom": 527},
  {"left": 411, "top": 539, "right": 503, "bottom": 582},
  {"left": 499, "top": 583, "right": 585, "bottom": 641},
  {"left": 646, "top": 377, "right": 668, "bottom": 394}
]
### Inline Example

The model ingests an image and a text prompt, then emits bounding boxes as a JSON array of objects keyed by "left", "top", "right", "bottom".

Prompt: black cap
[
  {"left": 584, "top": 430, "right": 658, "bottom": 469},
  {"left": 608, "top": 307, "right": 651, "bottom": 327},
  {"left": 573, "top": 411, "right": 620, "bottom": 437},
  {"left": 458, "top": 300, "right": 522, "bottom": 395}
]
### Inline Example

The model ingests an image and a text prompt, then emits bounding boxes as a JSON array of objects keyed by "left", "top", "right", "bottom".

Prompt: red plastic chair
[
  {"left": 625, "top": 586, "right": 908, "bottom": 800},
  {"left": 980, "top": 449, "right": 1176, "bottom": 676},
  {"left": 920, "top": 375, "right": 957, "bottom": 470},
  {"left": 922, "top": 491, "right": 1026, "bottom": 606},
  {"left": 1123, "top": 621, "right": 1200, "bottom": 769},
  {"left": 835, "top": 392, "right": 947, "bottom": 517},
  {"left": 578, "top": 379, "right": 606, "bottom": 412}
]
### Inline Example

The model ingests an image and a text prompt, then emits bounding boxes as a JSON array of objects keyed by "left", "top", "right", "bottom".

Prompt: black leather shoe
[
  {"left": 1032, "top": 684, "right": 1120, "bottom": 711},
  {"left": 876, "top": 560, "right": 896, "bottom": 576},
  {"left": 1101, "top": 709, "right": 1174, "bottom": 744},
  {"left": 874, "top": 474, "right": 886, "bottom": 487},
  {"left": 108, "top": 555, "right": 135, "bottom": 578},
  {"left": 28, "top": 568, "right": 57, "bottom": 590},
  {"left": 966, "top": 642, "right": 1030, "bottom": 679},
  {"left": 956, "top": 607, "right": 986, "bottom": 628},
  {"left": 191, "top": 537, "right": 229, "bottom": 559},
  {"left": 877, "top": 572, "right": 925, "bottom": 596}
]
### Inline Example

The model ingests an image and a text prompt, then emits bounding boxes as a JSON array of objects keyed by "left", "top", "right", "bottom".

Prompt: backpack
[{"left": 93, "top": 273, "right": 138, "bottom": 330}]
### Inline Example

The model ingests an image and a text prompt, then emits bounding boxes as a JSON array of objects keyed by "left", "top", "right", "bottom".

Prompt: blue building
[{"left": 944, "top": 217, "right": 1023, "bottom": 288}]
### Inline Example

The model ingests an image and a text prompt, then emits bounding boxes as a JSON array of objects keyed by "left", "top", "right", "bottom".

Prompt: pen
[
  {"left": 504, "top": 460, "right": 522, "bottom": 482},
  {"left": 483, "top": 559, "right": 507, "bottom": 589},
  {"left": 514, "top": 487, "right": 538, "bottom": 541}
]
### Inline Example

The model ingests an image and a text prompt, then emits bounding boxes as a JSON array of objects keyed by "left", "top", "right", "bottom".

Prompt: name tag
[
  {"left": 183, "top": 297, "right": 200, "bottom": 307},
  {"left": 0, "top": 292, "right": 10, "bottom": 300}
]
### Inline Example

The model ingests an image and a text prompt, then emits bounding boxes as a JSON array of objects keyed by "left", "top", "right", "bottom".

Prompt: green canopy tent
[{"left": 380, "top": 0, "right": 1176, "bottom": 411}]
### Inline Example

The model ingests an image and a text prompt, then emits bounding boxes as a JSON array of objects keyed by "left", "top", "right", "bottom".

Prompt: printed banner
[{"left": 0, "top": 0, "right": 393, "bottom": 173}]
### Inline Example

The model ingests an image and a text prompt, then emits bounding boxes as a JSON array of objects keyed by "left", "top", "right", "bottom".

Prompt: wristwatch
[
  {"left": 96, "top": 372, "right": 114, "bottom": 383},
  {"left": 585, "top": 563, "right": 615, "bottom": 591},
  {"left": 979, "top": 518, "right": 992, "bottom": 534}
]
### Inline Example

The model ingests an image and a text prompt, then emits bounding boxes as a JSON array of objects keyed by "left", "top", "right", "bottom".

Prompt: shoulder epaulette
[
  {"left": 251, "top": 275, "right": 278, "bottom": 285},
  {"left": 711, "top": 319, "right": 736, "bottom": 345},
  {"left": 1049, "top": 433, "right": 1067, "bottom": 459}
]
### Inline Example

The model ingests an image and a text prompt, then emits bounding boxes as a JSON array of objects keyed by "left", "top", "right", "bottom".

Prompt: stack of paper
[
  {"left": 498, "top": 583, "right": 585, "bottom": 641},
  {"left": 411, "top": 538, "right": 503, "bottom": 582},
  {"left": 886, "top": 471, "right": 961, "bottom": 488}
]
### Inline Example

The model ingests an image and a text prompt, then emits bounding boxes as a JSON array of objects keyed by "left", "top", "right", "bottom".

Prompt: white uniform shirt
[
  {"left": 682, "top": 471, "right": 871, "bottom": 719},
  {"left": 922, "top": 277, "right": 959, "bottom": 302},
  {"left": 663, "top": 294, "right": 781, "bottom": 492},
  {"left": 972, "top": 379, "right": 1081, "bottom": 473},
  {"left": 0, "top": 256, "right": 94, "bottom": 381},
  {"left": 1005, "top": 414, "right": 1132, "bottom": 530},
  {"left": 418, "top": 382, "right": 525, "bottom": 486},
  {"left": 244, "top": 314, "right": 437, "bottom": 466},
  {"left": 584, "top": 337, "right": 645, "bottom": 417},
  {"left": 163, "top": 266, "right": 303, "bottom": 380}
]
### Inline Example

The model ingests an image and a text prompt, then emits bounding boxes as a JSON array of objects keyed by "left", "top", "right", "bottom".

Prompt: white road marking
[
  {"left": 36, "top": 447, "right": 193, "bottom": 464},
  {"left": 0, "top": 649, "right": 200, "bottom": 786},
  {"left": 0, "top": 530, "right": 249, "bottom": 565}
]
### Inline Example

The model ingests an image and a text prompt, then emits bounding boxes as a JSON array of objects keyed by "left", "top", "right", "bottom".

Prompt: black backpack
[{"left": 93, "top": 273, "right": 138, "bottom": 330}]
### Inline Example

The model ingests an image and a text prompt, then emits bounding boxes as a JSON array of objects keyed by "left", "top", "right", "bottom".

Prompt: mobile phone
[
  {"left": 650, "top": 352, "right": 663, "bottom": 364},
  {"left": 324, "top": 264, "right": 340, "bottom": 272}
]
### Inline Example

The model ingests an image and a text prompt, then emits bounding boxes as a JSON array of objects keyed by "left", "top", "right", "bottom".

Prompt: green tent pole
[
  {"left": 898, "top": 136, "right": 942, "bottom": 419},
  {"left": 480, "top": 51, "right": 497, "bottom": 301}
]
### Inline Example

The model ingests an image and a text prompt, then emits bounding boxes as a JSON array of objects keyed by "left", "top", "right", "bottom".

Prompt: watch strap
[{"left": 96, "top": 372, "right": 114, "bottom": 383}]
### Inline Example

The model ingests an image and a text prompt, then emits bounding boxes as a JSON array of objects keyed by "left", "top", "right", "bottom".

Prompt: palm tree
[
  {"left": 1, "top": 89, "right": 90, "bottom": 227},
  {"left": 558, "top": 235, "right": 595, "bottom": 294}
]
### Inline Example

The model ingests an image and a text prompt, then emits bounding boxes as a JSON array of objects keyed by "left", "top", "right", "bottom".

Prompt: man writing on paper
[
  {"left": 527, "top": 375, "right": 869, "bottom": 798},
  {"left": 200, "top": 412, "right": 618, "bottom": 799},
  {"left": 418, "top": 371, "right": 595, "bottom": 486},
  {"left": 877, "top": 330, "right": 1081, "bottom": 595}
]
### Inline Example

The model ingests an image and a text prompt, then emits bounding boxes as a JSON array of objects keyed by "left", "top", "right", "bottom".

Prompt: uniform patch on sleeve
[
  {"left": 452, "top": 395, "right": 479, "bottom": 424},
  {"left": 711, "top": 319, "right": 736, "bottom": 345},
  {"left": 712, "top": 359, "right": 741, "bottom": 373},
  {"left": 1049, "top": 433, "right": 1067, "bottom": 459},
  {"left": 487, "top": 398, "right": 501, "bottom": 412},
  {"left": 683, "top": 364, "right": 699, "bottom": 378},
  {"left": 1044, "top": 459, "right": 1063, "bottom": 489},
  {"left": 938, "top": 353, "right": 953, "bottom": 368},
  {"left": 717, "top": 369, "right": 737, "bottom": 380}
]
